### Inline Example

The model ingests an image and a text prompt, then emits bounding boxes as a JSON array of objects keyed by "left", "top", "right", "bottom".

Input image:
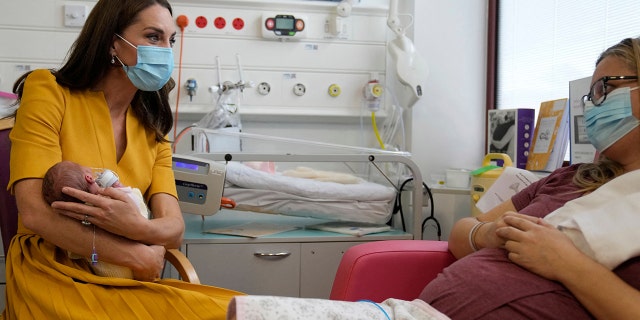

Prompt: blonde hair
[{"left": 572, "top": 37, "right": 640, "bottom": 192}]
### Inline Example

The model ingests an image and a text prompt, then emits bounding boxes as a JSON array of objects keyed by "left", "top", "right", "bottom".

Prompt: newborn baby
[{"left": 42, "top": 161, "right": 149, "bottom": 278}]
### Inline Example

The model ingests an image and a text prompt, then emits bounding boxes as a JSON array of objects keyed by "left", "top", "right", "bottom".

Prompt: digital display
[
  {"left": 174, "top": 161, "right": 199, "bottom": 171},
  {"left": 275, "top": 17, "right": 294, "bottom": 30}
]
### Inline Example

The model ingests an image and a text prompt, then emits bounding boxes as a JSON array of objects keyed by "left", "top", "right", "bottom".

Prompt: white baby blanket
[
  {"left": 228, "top": 295, "right": 451, "bottom": 320},
  {"left": 223, "top": 162, "right": 396, "bottom": 223},
  {"left": 544, "top": 169, "right": 640, "bottom": 269},
  {"left": 225, "top": 162, "right": 395, "bottom": 201}
]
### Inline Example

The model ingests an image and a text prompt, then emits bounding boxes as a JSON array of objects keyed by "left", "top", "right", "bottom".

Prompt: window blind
[{"left": 497, "top": 0, "right": 640, "bottom": 110}]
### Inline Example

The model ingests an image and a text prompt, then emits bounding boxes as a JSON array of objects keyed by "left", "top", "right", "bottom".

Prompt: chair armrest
[
  {"left": 165, "top": 248, "right": 200, "bottom": 284},
  {"left": 330, "top": 240, "right": 456, "bottom": 302}
]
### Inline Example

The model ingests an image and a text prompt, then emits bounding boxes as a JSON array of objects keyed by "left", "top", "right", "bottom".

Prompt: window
[
  {"left": 496, "top": 0, "right": 640, "bottom": 161},
  {"left": 497, "top": 0, "right": 640, "bottom": 110}
]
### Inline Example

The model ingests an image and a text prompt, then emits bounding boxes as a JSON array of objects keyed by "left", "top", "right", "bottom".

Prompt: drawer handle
[{"left": 253, "top": 252, "right": 291, "bottom": 258}]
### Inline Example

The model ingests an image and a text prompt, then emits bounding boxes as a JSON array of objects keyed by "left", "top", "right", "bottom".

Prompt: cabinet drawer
[
  {"left": 186, "top": 243, "right": 300, "bottom": 296},
  {"left": 300, "top": 241, "right": 366, "bottom": 298}
]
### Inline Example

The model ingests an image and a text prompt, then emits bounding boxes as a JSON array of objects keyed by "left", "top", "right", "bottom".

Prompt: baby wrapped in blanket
[
  {"left": 544, "top": 169, "right": 640, "bottom": 269},
  {"left": 43, "top": 161, "right": 149, "bottom": 278}
]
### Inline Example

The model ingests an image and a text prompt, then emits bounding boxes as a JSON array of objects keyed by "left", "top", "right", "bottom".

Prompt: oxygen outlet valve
[
  {"left": 185, "top": 78, "right": 198, "bottom": 101},
  {"left": 363, "top": 80, "right": 383, "bottom": 111}
]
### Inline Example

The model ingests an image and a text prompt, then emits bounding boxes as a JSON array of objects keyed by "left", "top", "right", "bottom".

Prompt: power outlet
[
  {"left": 214, "top": 17, "right": 226, "bottom": 29},
  {"left": 195, "top": 16, "right": 208, "bottom": 28},
  {"left": 232, "top": 18, "right": 245, "bottom": 30}
]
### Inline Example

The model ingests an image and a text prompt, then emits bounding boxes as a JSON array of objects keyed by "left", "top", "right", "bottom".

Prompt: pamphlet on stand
[
  {"left": 487, "top": 108, "right": 535, "bottom": 169},
  {"left": 525, "top": 98, "right": 570, "bottom": 172}
]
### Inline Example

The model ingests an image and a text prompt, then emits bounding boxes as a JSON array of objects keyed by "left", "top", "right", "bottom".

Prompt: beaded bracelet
[{"left": 468, "top": 221, "right": 487, "bottom": 252}]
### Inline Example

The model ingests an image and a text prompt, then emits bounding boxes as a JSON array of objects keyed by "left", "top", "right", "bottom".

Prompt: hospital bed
[{"left": 177, "top": 128, "right": 426, "bottom": 239}]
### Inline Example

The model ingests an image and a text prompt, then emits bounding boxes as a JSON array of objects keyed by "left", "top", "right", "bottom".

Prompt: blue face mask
[
  {"left": 115, "top": 34, "right": 174, "bottom": 91},
  {"left": 584, "top": 86, "right": 640, "bottom": 152}
]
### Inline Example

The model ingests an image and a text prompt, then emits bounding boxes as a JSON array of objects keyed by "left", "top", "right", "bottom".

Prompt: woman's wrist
[{"left": 468, "top": 220, "right": 488, "bottom": 251}]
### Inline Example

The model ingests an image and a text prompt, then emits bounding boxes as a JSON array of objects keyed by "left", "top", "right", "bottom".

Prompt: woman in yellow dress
[{"left": 4, "top": 0, "right": 242, "bottom": 318}]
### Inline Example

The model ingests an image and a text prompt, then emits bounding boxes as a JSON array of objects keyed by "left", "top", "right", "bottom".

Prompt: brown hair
[
  {"left": 42, "top": 161, "right": 90, "bottom": 204},
  {"left": 572, "top": 37, "right": 640, "bottom": 192},
  {"left": 12, "top": 0, "right": 175, "bottom": 142}
]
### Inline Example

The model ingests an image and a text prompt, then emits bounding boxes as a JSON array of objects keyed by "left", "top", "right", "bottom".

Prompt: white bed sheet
[{"left": 223, "top": 162, "right": 396, "bottom": 224}]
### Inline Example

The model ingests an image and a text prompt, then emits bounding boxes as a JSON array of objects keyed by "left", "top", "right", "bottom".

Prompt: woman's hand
[
  {"left": 130, "top": 244, "right": 166, "bottom": 282},
  {"left": 495, "top": 212, "right": 585, "bottom": 280},
  {"left": 51, "top": 186, "right": 148, "bottom": 239},
  {"left": 448, "top": 200, "right": 519, "bottom": 258}
]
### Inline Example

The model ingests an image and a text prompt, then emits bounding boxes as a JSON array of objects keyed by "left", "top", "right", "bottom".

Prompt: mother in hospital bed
[
  {"left": 4, "top": 0, "right": 243, "bottom": 318},
  {"left": 423, "top": 37, "right": 640, "bottom": 319}
]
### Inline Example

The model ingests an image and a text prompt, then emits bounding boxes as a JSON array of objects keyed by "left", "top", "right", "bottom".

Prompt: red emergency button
[
  {"left": 295, "top": 19, "right": 305, "bottom": 31},
  {"left": 265, "top": 18, "right": 275, "bottom": 30}
]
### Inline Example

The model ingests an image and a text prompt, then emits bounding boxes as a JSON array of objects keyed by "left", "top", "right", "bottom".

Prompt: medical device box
[
  {"left": 262, "top": 13, "right": 307, "bottom": 39},
  {"left": 470, "top": 153, "right": 513, "bottom": 216},
  {"left": 172, "top": 154, "right": 226, "bottom": 216}
]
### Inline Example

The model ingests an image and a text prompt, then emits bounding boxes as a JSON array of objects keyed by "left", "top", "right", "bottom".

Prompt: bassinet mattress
[{"left": 223, "top": 162, "right": 396, "bottom": 224}]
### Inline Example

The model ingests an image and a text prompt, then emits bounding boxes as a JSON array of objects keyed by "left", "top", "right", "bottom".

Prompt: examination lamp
[{"left": 387, "top": 0, "right": 427, "bottom": 109}]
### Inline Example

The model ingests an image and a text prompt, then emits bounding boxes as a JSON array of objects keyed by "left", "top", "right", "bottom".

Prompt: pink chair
[{"left": 330, "top": 240, "right": 457, "bottom": 302}]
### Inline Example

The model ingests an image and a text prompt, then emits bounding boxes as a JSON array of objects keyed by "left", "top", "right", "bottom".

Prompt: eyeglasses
[{"left": 582, "top": 76, "right": 638, "bottom": 107}]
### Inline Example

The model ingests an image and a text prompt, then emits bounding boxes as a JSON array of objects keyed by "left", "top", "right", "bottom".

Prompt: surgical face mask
[
  {"left": 114, "top": 34, "right": 174, "bottom": 91},
  {"left": 584, "top": 86, "right": 640, "bottom": 152}
]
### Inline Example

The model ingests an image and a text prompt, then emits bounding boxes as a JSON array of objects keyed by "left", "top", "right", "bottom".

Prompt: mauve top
[{"left": 420, "top": 164, "right": 640, "bottom": 319}]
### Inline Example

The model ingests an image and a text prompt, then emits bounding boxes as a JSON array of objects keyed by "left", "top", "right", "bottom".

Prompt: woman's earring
[{"left": 111, "top": 56, "right": 115, "bottom": 64}]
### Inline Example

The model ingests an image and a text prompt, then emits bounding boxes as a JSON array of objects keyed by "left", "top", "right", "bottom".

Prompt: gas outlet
[
  {"left": 328, "top": 84, "right": 341, "bottom": 97},
  {"left": 293, "top": 83, "right": 306, "bottom": 96},
  {"left": 257, "top": 82, "right": 271, "bottom": 95}
]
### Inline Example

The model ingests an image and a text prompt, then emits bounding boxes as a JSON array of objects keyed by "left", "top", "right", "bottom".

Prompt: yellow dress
[{"left": 4, "top": 69, "right": 242, "bottom": 319}]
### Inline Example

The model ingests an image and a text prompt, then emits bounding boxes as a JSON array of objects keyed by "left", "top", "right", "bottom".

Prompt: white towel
[{"left": 544, "top": 169, "right": 640, "bottom": 269}]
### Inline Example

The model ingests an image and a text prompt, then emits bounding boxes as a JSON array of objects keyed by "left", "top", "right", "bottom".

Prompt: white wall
[
  {"left": 0, "top": 0, "right": 488, "bottom": 182},
  {"left": 410, "top": 1, "right": 487, "bottom": 181},
  {"left": 0, "top": 1, "right": 488, "bottom": 242}
]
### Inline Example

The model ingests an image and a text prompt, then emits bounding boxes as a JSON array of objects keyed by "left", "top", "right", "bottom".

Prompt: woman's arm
[
  {"left": 52, "top": 184, "right": 184, "bottom": 248},
  {"left": 134, "top": 192, "right": 184, "bottom": 249},
  {"left": 497, "top": 213, "right": 640, "bottom": 319},
  {"left": 17, "top": 178, "right": 166, "bottom": 281},
  {"left": 448, "top": 199, "right": 517, "bottom": 258}
]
